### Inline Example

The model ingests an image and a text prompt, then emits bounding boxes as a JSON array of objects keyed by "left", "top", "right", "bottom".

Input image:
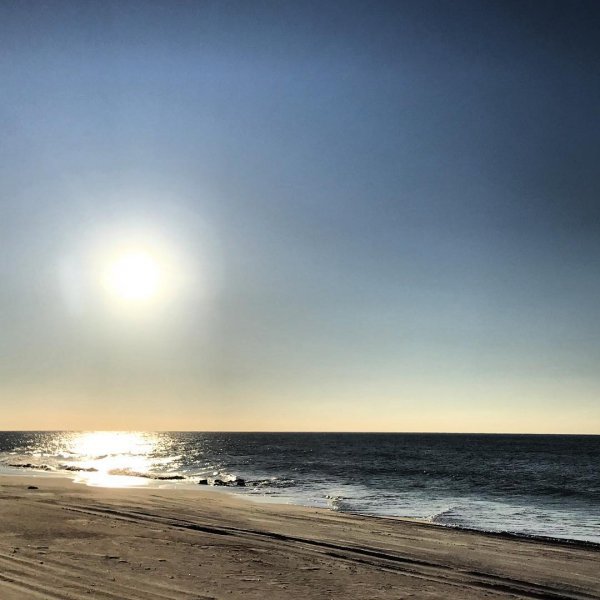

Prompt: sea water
[{"left": 0, "top": 431, "right": 598, "bottom": 543}]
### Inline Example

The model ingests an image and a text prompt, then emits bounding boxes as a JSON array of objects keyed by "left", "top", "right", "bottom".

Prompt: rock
[
  {"left": 223, "top": 478, "right": 246, "bottom": 487},
  {"left": 10, "top": 463, "right": 52, "bottom": 472},
  {"left": 27, "top": 486, "right": 38, "bottom": 490},
  {"left": 203, "top": 477, "right": 245, "bottom": 487},
  {"left": 61, "top": 465, "right": 98, "bottom": 473}
]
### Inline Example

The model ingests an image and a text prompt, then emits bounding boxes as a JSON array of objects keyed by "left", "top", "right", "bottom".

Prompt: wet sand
[{"left": 0, "top": 475, "right": 598, "bottom": 599}]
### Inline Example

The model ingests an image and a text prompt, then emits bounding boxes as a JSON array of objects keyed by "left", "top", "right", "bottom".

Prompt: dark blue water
[{"left": 1, "top": 431, "right": 598, "bottom": 543}]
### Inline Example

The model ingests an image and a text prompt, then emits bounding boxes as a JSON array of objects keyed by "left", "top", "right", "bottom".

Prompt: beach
[{"left": 0, "top": 476, "right": 598, "bottom": 600}]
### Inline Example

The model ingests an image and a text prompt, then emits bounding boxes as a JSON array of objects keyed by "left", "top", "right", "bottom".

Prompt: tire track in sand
[
  {"left": 62, "top": 503, "right": 599, "bottom": 600},
  {"left": 0, "top": 550, "right": 211, "bottom": 600}
]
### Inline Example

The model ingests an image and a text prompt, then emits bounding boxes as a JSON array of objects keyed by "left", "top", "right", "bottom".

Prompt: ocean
[{"left": 0, "top": 431, "right": 598, "bottom": 544}]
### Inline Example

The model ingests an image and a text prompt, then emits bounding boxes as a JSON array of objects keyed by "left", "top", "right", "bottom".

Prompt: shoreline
[
  {"left": 362, "top": 511, "right": 600, "bottom": 552},
  {"left": 3, "top": 466, "right": 598, "bottom": 549},
  {"left": 1, "top": 474, "right": 598, "bottom": 599}
]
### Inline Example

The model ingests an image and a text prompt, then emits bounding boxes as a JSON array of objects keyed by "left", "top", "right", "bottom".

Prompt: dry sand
[{"left": 0, "top": 475, "right": 598, "bottom": 600}]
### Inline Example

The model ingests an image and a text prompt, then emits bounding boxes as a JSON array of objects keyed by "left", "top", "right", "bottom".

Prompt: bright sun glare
[
  {"left": 68, "top": 432, "right": 158, "bottom": 488},
  {"left": 104, "top": 250, "right": 162, "bottom": 302}
]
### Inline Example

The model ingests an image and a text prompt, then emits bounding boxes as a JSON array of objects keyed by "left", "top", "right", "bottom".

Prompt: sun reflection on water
[{"left": 67, "top": 431, "right": 160, "bottom": 487}]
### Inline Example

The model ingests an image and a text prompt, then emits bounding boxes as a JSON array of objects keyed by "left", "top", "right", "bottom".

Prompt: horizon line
[{"left": 0, "top": 430, "right": 598, "bottom": 436}]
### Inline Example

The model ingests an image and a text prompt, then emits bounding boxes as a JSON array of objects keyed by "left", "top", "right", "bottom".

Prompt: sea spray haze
[{"left": 1, "top": 432, "right": 598, "bottom": 543}]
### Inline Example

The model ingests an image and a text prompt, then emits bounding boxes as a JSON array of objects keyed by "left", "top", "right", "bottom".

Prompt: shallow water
[{"left": 1, "top": 431, "right": 598, "bottom": 543}]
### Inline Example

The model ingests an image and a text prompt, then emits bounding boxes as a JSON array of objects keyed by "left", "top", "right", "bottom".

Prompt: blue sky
[{"left": 1, "top": 1, "right": 599, "bottom": 431}]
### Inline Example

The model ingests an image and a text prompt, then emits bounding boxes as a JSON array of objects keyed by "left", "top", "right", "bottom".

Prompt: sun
[
  {"left": 90, "top": 228, "right": 191, "bottom": 313},
  {"left": 104, "top": 250, "right": 161, "bottom": 302}
]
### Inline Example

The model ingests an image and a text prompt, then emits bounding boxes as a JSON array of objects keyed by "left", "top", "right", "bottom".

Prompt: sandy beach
[{"left": 0, "top": 476, "right": 597, "bottom": 599}]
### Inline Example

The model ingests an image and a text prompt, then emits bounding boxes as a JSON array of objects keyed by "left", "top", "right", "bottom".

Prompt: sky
[{"left": 1, "top": 0, "right": 599, "bottom": 433}]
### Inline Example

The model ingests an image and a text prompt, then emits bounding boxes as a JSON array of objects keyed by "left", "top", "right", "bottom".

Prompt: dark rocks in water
[
  {"left": 9, "top": 463, "right": 52, "bottom": 471},
  {"left": 209, "top": 477, "right": 245, "bottom": 487},
  {"left": 153, "top": 475, "right": 185, "bottom": 481},
  {"left": 27, "top": 486, "right": 38, "bottom": 490},
  {"left": 60, "top": 465, "right": 98, "bottom": 473},
  {"left": 198, "top": 479, "right": 209, "bottom": 485}
]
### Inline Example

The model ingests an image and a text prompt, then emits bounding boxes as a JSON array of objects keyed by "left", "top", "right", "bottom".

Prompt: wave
[
  {"left": 107, "top": 468, "right": 186, "bottom": 480},
  {"left": 429, "top": 506, "right": 463, "bottom": 524},
  {"left": 325, "top": 495, "right": 354, "bottom": 512},
  {"left": 246, "top": 476, "right": 296, "bottom": 489},
  {"left": 1, "top": 460, "right": 185, "bottom": 481}
]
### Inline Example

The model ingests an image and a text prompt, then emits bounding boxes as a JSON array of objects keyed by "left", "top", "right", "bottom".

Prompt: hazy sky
[{"left": 1, "top": 0, "right": 599, "bottom": 432}]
